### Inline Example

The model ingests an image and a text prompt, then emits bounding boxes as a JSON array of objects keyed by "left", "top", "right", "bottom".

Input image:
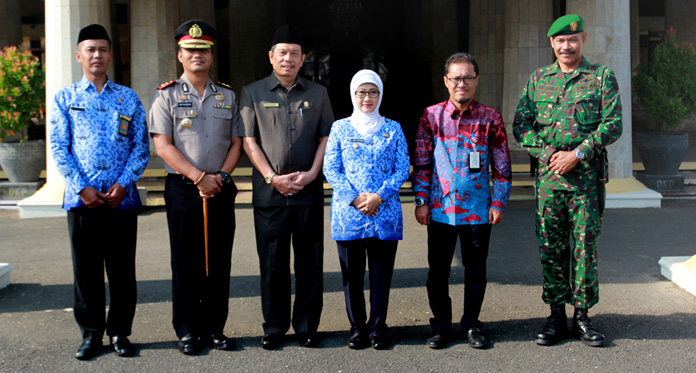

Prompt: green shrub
[
  {"left": 0, "top": 46, "right": 45, "bottom": 142},
  {"left": 634, "top": 27, "right": 696, "bottom": 132}
]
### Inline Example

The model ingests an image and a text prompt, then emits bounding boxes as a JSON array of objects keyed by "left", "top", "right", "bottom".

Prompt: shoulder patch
[
  {"left": 157, "top": 80, "right": 176, "bottom": 90},
  {"left": 216, "top": 81, "right": 234, "bottom": 90}
]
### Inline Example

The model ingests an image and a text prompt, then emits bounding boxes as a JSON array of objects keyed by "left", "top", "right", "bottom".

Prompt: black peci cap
[
  {"left": 272, "top": 25, "right": 304, "bottom": 49},
  {"left": 77, "top": 24, "right": 111, "bottom": 45}
]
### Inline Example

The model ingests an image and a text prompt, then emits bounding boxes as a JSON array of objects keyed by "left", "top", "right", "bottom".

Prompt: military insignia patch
[
  {"left": 216, "top": 82, "right": 234, "bottom": 90},
  {"left": 570, "top": 22, "right": 578, "bottom": 31},
  {"left": 157, "top": 80, "right": 176, "bottom": 90}
]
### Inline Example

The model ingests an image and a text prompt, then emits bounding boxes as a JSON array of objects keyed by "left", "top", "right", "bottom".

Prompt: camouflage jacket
[{"left": 513, "top": 57, "right": 622, "bottom": 190}]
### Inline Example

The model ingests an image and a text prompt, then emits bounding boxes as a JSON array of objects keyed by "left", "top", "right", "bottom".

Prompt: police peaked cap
[
  {"left": 272, "top": 25, "right": 304, "bottom": 49},
  {"left": 77, "top": 24, "right": 111, "bottom": 45},
  {"left": 175, "top": 19, "right": 217, "bottom": 49},
  {"left": 547, "top": 14, "right": 584, "bottom": 37}
]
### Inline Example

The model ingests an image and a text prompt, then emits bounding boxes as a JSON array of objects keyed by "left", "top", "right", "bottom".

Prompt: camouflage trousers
[{"left": 535, "top": 186, "right": 604, "bottom": 309}]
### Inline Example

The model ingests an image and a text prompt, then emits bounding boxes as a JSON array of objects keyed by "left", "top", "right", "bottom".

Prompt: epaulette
[
  {"left": 157, "top": 80, "right": 176, "bottom": 90},
  {"left": 216, "top": 81, "right": 234, "bottom": 90}
]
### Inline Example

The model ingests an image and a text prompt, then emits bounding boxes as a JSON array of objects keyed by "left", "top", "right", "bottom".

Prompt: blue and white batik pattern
[
  {"left": 50, "top": 76, "right": 150, "bottom": 210},
  {"left": 324, "top": 118, "right": 410, "bottom": 241}
]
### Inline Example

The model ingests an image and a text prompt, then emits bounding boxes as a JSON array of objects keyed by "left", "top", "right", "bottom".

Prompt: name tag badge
[
  {"left": 177, "top": 102, "right": 193, "bottom": 107},
  {"left": 263, "top": 102, "right": 280, "bottom": 108},
  {"left": 70, "top": 106, "right": 85, "bottom": 111},
  {"left": 469, "top": 151, "right": 481, "bottom": 173},
  {"left": 348, "top": 138, "right": 365, "bottom": 143},
  {"left": 118, "top": 114, "right": 131, "bottom": 137}
]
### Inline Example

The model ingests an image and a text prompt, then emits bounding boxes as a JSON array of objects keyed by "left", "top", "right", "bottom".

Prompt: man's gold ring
[{"left": 363, "top": 207, "right": 369, "bottom": 213}]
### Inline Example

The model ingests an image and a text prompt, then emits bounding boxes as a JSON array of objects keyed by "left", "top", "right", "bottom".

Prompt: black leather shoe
[
  {"left": 75, "top": 338, "right": 102, "bottom": 360},
  {"left": 261, "top": 333, "right": 283, "bottom": 350},
  {"left": 348, "top": 331, "right": 369, "bottom": 350},
  {"left": 466, "top": 328, "right": 489, "bottom": 349},
  {"left": 110, "top": 335, "right": 135, "bottom": 357},
  {"left": 177, "top": 335, "right": 198, "bottom": 355},
  {"left": 535, "top": 305, "right": 568, "bottom": 346},
  {"left": 206, "top": 333, "right": 235, "bottom": 350},
  {"left": 426, "top": 330, "right": 448, "bottom": 349},
  {"left": 369, "top": 333, "right": 390, "bottom": 350},
  {"left": 571, "top": 308, "right": 606, "bottom": 347},
  {"left": 297, "top": 333, "right": 320, "bottom": 348}
]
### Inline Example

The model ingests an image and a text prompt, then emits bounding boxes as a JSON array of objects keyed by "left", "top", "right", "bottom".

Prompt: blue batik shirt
[
  {"left": 50, "top": 76, "right": 150, "bottom": 210},
  {"left": 324, "top": 118, "right": 410, "bottom": 241}
]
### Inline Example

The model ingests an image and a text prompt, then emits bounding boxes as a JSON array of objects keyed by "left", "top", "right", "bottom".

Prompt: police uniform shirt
[
  {"left": 149, "top": 75, "right": 240, "bottom": 174},
  {"left": 239, "top": 73, "right": 334, "bottom": 206}
]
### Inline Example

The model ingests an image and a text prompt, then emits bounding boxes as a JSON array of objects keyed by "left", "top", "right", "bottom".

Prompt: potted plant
[
  {"left": 633, "top": 27, "right": 696, "bottom": 192},
  {"left": 0, "top": 46, "right": 46, "bottom": 183}
]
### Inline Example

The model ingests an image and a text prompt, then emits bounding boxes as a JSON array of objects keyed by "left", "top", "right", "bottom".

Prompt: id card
[
  {"left": 469, "top": 151, "right": 481, "bottom": 172},
  {"left": 118, "top": 114, "right": 131, "bottom": 136}
]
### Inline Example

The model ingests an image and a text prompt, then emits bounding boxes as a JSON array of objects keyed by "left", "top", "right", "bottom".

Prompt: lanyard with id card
[{"left": 118, "top": 114, "right": 131, "bottom": 137}]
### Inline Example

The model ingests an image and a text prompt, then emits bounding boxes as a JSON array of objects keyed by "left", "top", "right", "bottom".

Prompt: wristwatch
[
  {"left": 218, "top": 171, "right": 232, "bottom": 184},
  {"left": 575, "top": 149, "right": 586, "bottom": 160},
  {"left": 265, "top": 172, "right": 276, "bottom": 184},
  {"left": 414, "top": 198, "right": 427, "bottom": 207}
]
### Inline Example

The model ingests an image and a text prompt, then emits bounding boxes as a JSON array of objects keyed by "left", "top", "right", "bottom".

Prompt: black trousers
[
  {"left": 336, "top": 238, "right": 397, "bottom": 336},
  {"left": 165, "top": 175, "right": 237, "bottom": 339},
  {"left": 253, "top": 205, "right": 324, "bottom": 335},
  {"left": 426, "top": 221, "right": 492, "bottom": 331},
  {"left": 67, "top": 207, "right": 138, "bottom": 340}
]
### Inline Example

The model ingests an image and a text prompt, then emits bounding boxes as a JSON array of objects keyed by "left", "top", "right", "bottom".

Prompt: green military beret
[{"left": 547, "top": 14, "right": 584, "bottom": 37}]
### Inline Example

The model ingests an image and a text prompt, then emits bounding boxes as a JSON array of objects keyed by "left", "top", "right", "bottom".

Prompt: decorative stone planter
[
  {"left": 0, "top": 140, "right": 46, "bottom": 182},
  {"left": 635, "top": 132, "right": 689, "bottom": 193}
]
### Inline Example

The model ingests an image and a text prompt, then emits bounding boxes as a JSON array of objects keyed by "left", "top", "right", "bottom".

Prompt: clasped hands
[
  {"left": 197, "top": 173, "right": 225, "bottom": 199},
  {"left": 352, "top": 193, "right": 382, "bottom": 216},
  {"left": 548, "top": 150, "right": 580, "bottom": 176},
  {"left": 79, "top": 182, "right": 126, "bottom": 208},
  {"left": 271, "top": 171, "right": 315, "bottom": 197}
]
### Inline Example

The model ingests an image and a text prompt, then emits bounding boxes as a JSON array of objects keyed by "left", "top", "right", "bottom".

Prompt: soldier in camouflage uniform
[{"left": 512, "top": 14, "right": 622, "bottom": 348}]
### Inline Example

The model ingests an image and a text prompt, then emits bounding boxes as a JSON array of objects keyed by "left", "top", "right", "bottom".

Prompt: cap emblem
[
  {"left": 570, "top": 22, "right": 578, "bottom": 31},
  {"left": 189, "top": 24, "right": 203, "bottom": 39}
]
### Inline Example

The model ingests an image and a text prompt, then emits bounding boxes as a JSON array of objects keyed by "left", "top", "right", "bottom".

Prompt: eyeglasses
[
  {"left": 355, "top": 90, "right": 380, "bottom": 98},
  {"left": 445, "top": 76, "right": 478, "bottom": 85}
]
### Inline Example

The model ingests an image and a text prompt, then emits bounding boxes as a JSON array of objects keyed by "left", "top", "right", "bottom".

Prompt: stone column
[
  {"left": 665, "top": 0, "right": 696, "bottom": 43},
  {"left": 566, "top": 0, "right": 632, "bottom": 181},
  {"left": 0, "top": 0, "right": 22, "bottom": 49},
  {"left": 501, "top": 0, "right": 554, "bottom": 148},
  {"left": 18, "top": 0, "right": 112, "bottom": 218},
  {"left": 630, "top": 0, "right": 639, "bottom": 72},
  {"left": 130, "top": 0, "right": 179, "bottom": 113},
  {"left": 469, "top": 0, "right": 505, "bottom": 112}
]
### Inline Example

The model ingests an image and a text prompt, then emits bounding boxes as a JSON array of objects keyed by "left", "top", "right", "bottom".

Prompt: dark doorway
[{"left": 287, "top": 0, "right": 421, "bottom": 142}]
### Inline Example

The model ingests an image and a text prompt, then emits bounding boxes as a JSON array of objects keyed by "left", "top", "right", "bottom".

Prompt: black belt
[{"left": 166, "top": 173, "right": 194, "bottom": 183}]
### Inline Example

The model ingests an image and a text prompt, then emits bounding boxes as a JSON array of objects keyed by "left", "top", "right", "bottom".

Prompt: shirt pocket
[
  {"left": 534, "top": 99, "right": 556, "bottom": 126},
  {"left": 294, "top": 100, "right": 318, "bottom": 122},
  {"left": 574, "top": 94, "right": 601, "bottom": 126},
  {"left": 174, "top": 107, "right": 199, "bottom": 136},
  {"left": 212, "top": 108, "right": 232, "bottom": 137}
]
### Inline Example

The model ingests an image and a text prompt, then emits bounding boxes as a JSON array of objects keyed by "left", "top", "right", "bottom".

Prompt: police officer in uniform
[
  {"left": 513, "top": 15, "right": 623, "bottom": 347},
  {"left": 149, "top": 20, "right": 243, "bottom": 355}
]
